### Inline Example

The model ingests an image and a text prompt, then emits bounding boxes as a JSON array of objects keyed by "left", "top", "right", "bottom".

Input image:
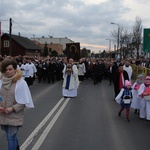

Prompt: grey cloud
[{"left": 0, "top": 0, "right": 140, "bottom": 52}]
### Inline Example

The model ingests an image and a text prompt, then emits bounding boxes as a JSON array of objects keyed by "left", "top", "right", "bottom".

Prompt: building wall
[
  {"left": 1, "top": 36, "right": 25, "bottom": 56},
  {"left": 1, "top": 35, "right": 41, "bottom": 56},
  {"left": 33, "top": 41, "right": 63, "bottom": 55},
  {"left": 47, "top": 44, "right": 63, "bottom": 55},
  {"left": 31, "top": 37, "right": 74, "bottom": 50}
]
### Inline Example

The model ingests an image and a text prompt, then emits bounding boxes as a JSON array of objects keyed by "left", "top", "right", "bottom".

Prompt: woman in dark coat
[{"left": 92, "top": 60, "right": 100, "bottom": 85}]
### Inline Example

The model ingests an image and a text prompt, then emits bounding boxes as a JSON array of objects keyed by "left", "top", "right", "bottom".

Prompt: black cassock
[{"left": 114, "top": 70, "right": 129, "bottom": 97}]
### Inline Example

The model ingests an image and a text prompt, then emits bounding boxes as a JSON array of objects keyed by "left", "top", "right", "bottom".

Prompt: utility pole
[{"left": 9, "top": 18, "right": 12, "bottom": 56}]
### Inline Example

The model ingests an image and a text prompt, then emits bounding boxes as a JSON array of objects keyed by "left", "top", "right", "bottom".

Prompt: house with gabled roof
[{"left": 1, "top": 33, "right": 42, "bottom": 56}]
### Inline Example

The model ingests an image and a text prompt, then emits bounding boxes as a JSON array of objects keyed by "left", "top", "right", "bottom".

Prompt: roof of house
[
  {"left": 2, "top": 33, "right": 41, "bottom": 50},
  {"left": 30, "top": 37, "right": 74, "bottom": 50}
]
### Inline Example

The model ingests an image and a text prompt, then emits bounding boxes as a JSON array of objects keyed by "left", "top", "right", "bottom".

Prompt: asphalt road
[{"left": 0, "top": 78, "right": 150, "bottom": 150}]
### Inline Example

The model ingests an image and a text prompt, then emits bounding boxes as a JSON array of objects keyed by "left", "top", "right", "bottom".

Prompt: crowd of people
[{"left": 1, "top": 55, "right": 150, "bottom": 149}]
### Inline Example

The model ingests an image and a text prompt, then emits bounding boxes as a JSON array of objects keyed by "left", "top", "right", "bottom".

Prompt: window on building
[{"left": 4, "top": 40, "right": 9, "bottom": 47}]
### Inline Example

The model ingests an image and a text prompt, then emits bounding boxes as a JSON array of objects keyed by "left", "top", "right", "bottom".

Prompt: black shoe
[
  {"left": 118, "top": 111, "right": 121, "bottom": 117},
  {"left": 126, "top": 118, "right": 130, "bottom": 122},
  {"left": 134, "top": 109, "right": 137, "bottom": 114},
  {"left": 16, "top": 145, "right": 20, "bottom": 150}
]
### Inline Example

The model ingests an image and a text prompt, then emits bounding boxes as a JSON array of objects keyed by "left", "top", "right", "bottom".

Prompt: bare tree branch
[{"left": 132, "top": 16, "right": 143, "bottom": 58}]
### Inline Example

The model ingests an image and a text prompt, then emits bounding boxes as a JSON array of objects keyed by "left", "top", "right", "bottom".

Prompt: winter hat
[
  {"left": 119, "top": 63, "right": 124, "bottom": 67},
  {"left": 146, "top": 76, "right": 150, "bottom": 80},
  {"left": 125, "top": 80, "right": 131, "bottom": 86},
  {"left": 136, "top": 74, "right": 145, "bottom": 84},
  {"left": 137, "top": 74, "right": 145, "bottom": 79}
]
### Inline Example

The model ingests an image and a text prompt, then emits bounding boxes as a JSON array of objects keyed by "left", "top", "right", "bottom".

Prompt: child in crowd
[
  {"left": 138, "top": 76, "right": 150, "bottom": 120},
  {"left": 131, "top": 74, "right": 145, "bottom": 114},
  {"left": 115, "top": 80, "right": 133, "bottom": 122}
]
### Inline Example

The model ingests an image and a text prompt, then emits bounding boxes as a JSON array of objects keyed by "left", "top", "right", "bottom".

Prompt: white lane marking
[
  {"left": 31, "top": 98, "right": 70, "bottom": 150},
  {"left": 20, "top": 97, "right": 65, "bottom": 150}
]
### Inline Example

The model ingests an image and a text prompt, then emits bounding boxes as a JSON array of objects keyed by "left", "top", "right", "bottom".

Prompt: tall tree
[
  {"left": 81, "top": 47, "right": 89, "bottom": 57},
  {"left": 111, "top": 26, "right": 124, "bottom": 58},
  {"left": 43, "top": 42, "right": 48, "bottom": 57},
  {"left": 51, "top": 50, "right": 58, "bottom": 57},
  {"left": 132, "top": 16, "right": 142, "bottom": 58},
  {"left": 120, "top": 31, "right": 132, "bottom": 59}
]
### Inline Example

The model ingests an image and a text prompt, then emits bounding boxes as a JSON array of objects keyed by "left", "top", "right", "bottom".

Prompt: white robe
[
  {"left": 139, "top": 84, "right": 150, "bottom": 120},
  {"left": 123, "top": 65, "right": 133, "bottom": 81},
  {"left": 131, "top": 82, "right": 141, "bottom": 109},
  {"left": 0, "top": 79, "right": 34, "bottom": 108},
  {"left": 138, "top": 84, "right": 147, "bottom": 119},
  {"left": 62, "top": 64, "right": 79, "bottom": 97},
  {"left": 115, "top": 88, "right": 124, "bottom": 104},
  {"left": 77, "top": 63, "right": 86, "bottom": 76}
]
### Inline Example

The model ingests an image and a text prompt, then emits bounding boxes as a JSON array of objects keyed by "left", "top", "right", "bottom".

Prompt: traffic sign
[{"left": 143, "top": 28, "right": 150, "bottom": 52}]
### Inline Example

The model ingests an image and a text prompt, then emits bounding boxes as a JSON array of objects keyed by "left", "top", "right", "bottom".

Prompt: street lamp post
[{"left": 111, "top": 22, "right": 120, "bottom": 59}]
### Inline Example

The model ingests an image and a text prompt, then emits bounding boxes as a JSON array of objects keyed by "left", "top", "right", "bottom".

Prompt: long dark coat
[{"left": 114, "top": 70, "right": 129, "bottom": 97}]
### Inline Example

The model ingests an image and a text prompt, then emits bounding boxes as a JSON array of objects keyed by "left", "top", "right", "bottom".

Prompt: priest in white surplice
[{"left": 62, "top": 58, "right": 79, "bottom": 98}]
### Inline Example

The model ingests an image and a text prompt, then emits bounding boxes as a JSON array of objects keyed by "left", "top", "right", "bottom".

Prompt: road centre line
[
  {"left": 20, "top": 97, "right": 65, "bottom": 150},
  {"left": 31, "top": 98, "right": 70, "bottom": 150}
]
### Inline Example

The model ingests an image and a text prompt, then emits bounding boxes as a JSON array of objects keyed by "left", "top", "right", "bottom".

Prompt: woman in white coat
[
  {"left": 131, "top": 74, "right": 145, "bottom": 114},
  {"left": 138, "top": 76, "right": 150, "bottom": 120}
]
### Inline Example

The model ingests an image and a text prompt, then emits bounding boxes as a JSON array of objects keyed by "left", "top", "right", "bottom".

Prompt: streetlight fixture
[{"left": 111, "top": 22, "right": 120, "bottom": 58}]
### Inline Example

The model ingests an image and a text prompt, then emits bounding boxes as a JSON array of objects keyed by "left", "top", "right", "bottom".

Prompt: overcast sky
[{"left": 0, "top": 0, "right": 150, "bottom": 53}]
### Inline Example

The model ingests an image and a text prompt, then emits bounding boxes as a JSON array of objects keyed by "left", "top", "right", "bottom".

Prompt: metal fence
[{"left": 131, "top": 64, "right": 150, "bottom": 80}]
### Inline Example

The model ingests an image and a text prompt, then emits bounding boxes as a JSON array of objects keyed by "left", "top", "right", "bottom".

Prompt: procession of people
[
  {"left": 1, "top": 54, "right": 150, "bottom": 149},
  {"left": 11, "top": 55, "right": 150, "bottom": 123}
]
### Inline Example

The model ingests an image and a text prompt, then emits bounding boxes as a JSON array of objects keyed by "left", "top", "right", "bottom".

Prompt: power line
[
  {"left": 0, "top": 19, "right": 9, "bottom": 22},
  {"left": 12, "top": 19, "right": 34, "bottom": 37}
]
